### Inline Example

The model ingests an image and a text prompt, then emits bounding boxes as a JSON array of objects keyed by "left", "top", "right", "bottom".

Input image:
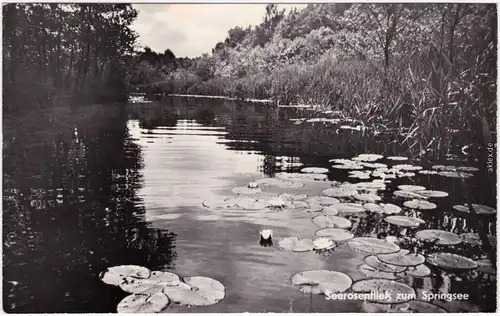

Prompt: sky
[{"left": 131, "top": 4, "right": 307, "bottom": 58}]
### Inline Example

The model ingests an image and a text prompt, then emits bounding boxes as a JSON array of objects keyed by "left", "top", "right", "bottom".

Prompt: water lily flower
[
  {"left": 313, "top": 237, "right": 334, "bottom": 250},
  {"left": 248, "top": 182, "right": 259, "bottom": 188},
  {"left": 260, "top": 229, "right": 273, "bottom": 240},
  {"left": 268, "top": 197, "right": 286, "bottom": 207}
]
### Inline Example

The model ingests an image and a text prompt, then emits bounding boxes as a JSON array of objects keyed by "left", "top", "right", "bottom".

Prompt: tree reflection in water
[
  {"left": 3, "top": 104, "right": 177, "bottom": 313},
  {"left": 129, "top": 96, "right": 495, "bottom": 312}
]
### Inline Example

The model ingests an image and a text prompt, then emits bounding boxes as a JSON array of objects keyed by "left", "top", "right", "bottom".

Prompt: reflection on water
[
  {"left": 3, "top": 97, "right": 496, "bottom": 312},
  {"left": 3, "top": 105, "right": 177, "bottom": 313}
]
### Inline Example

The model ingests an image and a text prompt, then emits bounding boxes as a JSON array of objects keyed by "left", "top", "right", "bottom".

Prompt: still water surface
[{"left": 3, "top": 96, "right": 496, "bottom": 312}]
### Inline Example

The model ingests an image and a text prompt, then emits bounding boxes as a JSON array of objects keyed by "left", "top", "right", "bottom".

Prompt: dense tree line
[
  {"left": 5, "top": 3, "right": 494, "bottom": 157},
  {"left": 3, "top": 4, "right": 138, "bottom": 111},
  {"left": 133, "top": 3, "right": 496, "bottom": 158}
]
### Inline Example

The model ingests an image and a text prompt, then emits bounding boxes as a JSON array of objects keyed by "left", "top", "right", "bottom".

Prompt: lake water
[{"left": 3, "top": 96, "right": 496, "bottom": 313}]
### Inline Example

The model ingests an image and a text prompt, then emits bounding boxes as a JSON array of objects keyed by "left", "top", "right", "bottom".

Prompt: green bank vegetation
[
  {"left": 133, "top": 4, "right": 496, "bottom": 159},
  {"left": 2, "top": 4, "right": 496, "bottom": 159}
]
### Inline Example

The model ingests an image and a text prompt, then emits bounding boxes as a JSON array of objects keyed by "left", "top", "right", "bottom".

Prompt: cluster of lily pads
[
  {"left": 200, "top": 152, "right": 495, "bottom": 312},
  {"left": 329, "top": 154, "right": 477, "bottom": 180},
  {"left": 289, "top": 117, "right": 367, "bottom": 131},
  {"left": 99, "top": 265, "right": 225, "bottom": 313}
]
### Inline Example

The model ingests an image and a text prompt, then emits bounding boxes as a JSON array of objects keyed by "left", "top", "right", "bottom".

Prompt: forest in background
[
  {"left": 2, "top": 3, "right": 496, "bottom": 159},
  {"left": 2, "top": 4, "right": 138, "bottom": 112},
  {"left": 132, "top": 4, "right": 496, "bottom": 158}
]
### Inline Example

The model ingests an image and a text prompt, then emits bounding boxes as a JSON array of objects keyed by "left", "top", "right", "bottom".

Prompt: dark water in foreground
[{"left": 3, "top": 96, "right": 496, "bottom": 313}]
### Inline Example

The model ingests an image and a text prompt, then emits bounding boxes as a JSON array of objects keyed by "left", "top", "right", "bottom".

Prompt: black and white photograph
[{"left": 2, "top": 1, "right": 497, "bottom": 313}]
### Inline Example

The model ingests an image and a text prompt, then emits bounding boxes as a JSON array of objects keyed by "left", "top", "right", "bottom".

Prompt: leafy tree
[
  {"left": 3, "top": 3, "right": 139, "bottom": 110},
  {"left": 253, "top": 4, "right": 285, "bottom": 47}
]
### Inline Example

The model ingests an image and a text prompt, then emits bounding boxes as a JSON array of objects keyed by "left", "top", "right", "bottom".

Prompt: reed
[{"left": 147, "top": 47, "right": 494, "bottom": 161}]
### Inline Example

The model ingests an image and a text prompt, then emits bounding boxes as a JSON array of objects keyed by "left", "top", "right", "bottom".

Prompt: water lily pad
[
  {"left": 236, "top": 197, "right": 270, "bottom": 210},
  {"left": 377, "top": 250, "right": 425, "bottom": 267},
  {"left": 431, "top": 165, "right": 454, "bottom": 170},
  {"left": 254, "top": 177, "right": 305, "bottom": 188},
  {"left": 363, "top": 203, "right": 384, "bottom": 214},
  {"left": 350, "top": 181, "right": 387, "bottom": 191},
  {"left": 306, "top": 118, "right": 340, "bottom": 124},
  {"left": 301, "top": 167, "right": 329, "bottom": 174},
  {"left": 438, "top": 171, "right": 474, "bottom": 178},
  {"left": 253, "top": 191, "right": 278, "bottom": 199},
  {"left": 365, "top": 203, "right": 401, "bottom": 215},
  {"left": 159, "top": 277, "right": 224, "bottom": 306},
  {"left": 329, "top": 159, "right": 353, "bottom": 164},
  {"left": 392, "top": 164, "right": 423, "bottom": 171},
  {"left": 202, "top": 198, "right": 239, "bottom": 209},
  {"left": 347, "top": 237, "right": 400, "bottom": 254},
  {"left": 393, "top": 190, "right": 428, "bottom": 199},
  {"left": 353, "top": 193, "right": 382, "bottom": 203},
  {"left": 365, "top": 255, "right": 407, "bottom": 273},
  {"left": 414, "top": 190, "right": 448, "bottom": 198},
  {"left": 352, "top": 154, "right": 384, "bottom": 162},
  {"left": 306, "top": 203, "right": 324, "bottom": 212},
  {"left": 426, "top": 252, "right": 477, "bottom": 270},
  {"left": 119, "top": 271, "right": 182, "bottom": 294},
  {"left": 285, "top": 200, "right": 309, "bottom": 210},
  {"left": 279, "top": 193, "right": 307, "bottom": 201},
  {"left": 117, "top": 292, "right": 169, "bottom": 313},
  {"left": 321, "top": 206, "right": 339, "bottom": 216},
  {"left": 415, "top": 229, "right": 461, "bottom": 245},
  {"left": 182, "top": 276, "right": 225, "bottom": 305},
  {"left": 403, "top": 199, "right": 437, "bottom": 210},
  {"left": 385, "top": 216, "right": 425, "bottom": 228},
  {"left": 331, "top": 163, "right": 364, "bottom": 170},
  {"left": 452, "top": 204, "right": 496, "bottom": 215},
  {"left": 291, "top": 270, "right": 352, "bottom": 294},
  {"left": 313, "top": 237, "right": 335, "bottom": 250},
  {"left": 278, "top": 237, "right": 314, "bottom": 252},
  {"left": 312, "top": 215, "right": 352, "bottom": 229},
  {"left": 322, "top": 187, "right": 358, "bottom": 198},
  {"left": 349, "top": 170, "right": 372, "bottom": 176},
  {"left": 100, "top": 265, "right": 151, "bottom": 286},
  {"left": 360, "top": 162, "right": 388, "bottom": 169},
  {"left": 401, "top": 264, "right": 431, "bottom": 278},
  {"left": 251, "top": 178, "right": 288, "bottom": 188},
  {"left": 371, "top": 170, "right": 391, "bottom": 178},
  {"left": 389, "top": 301, "right": 447, "bottom": 313},
  {"left": 358, "top": 264, "right": 400, "bottom": 280},
  {"left": 460, "top": 233, "right": 482, "bottom": 246},
  {"left": 339, "top": 125, "right": 364, "bottom": 131},
  {"left": 275, "top": 172, "right": 327, "bottom": 181},
  {"left": 397, "top": 185, "right": 426, "bottom": 192},
  {"left": 306, "top": 196, "right": 340, "bottom": 206},
  {"left": 385, "top": 236, "right": 399, "bottom": 244},
  {"left": 456, "top": 166, "right": 479, "bottom": 172},
  {"left": 333, "top": 203, "right": 366, "bottom": 214},
  {"left": 315, "top": 228, "right": 354, "bottom": 242},
  {"left": 397, "top": 172, "right": 416, "bottom": 178},
  {"left": 348, "top": 171, "right": 371, "bottom": 179},
  {"left": 232, "top": 186, "right": 262, "bottom": 195},
  {"left": 351, "top": 279, "right": 415, "bottom": 304},
  {"left": 419, "top": 170, "right": 439, "bottom": 175},
  {"left": 387, "top": 156, "right": 408, "bottom": 161}
]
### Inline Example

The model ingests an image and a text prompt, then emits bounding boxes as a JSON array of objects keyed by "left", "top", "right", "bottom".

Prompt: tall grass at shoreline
[{"left": 142, "top": 50, "right": 495, "bottom": 160}]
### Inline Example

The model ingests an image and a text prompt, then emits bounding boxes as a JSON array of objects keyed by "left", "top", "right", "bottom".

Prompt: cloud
[{"left": 131, "top": 4, "right": 307, "bottom": 58}]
